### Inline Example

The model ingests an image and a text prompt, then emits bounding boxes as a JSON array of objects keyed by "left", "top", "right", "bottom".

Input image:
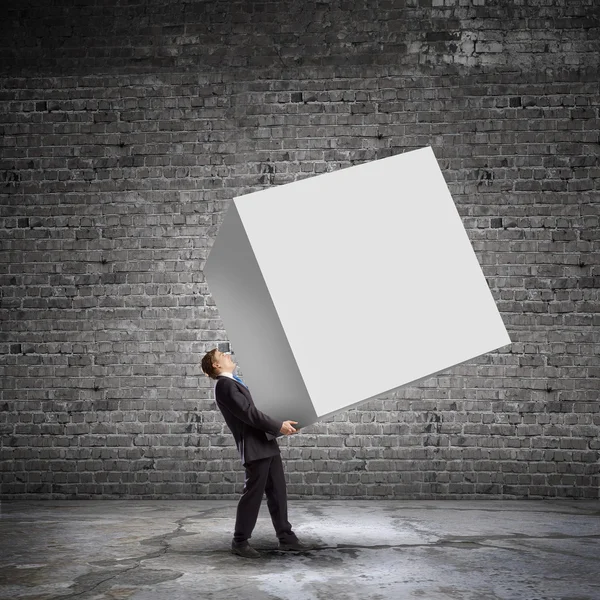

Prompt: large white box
[{"left": 204, "top": 147, "right": 511, "bottom": 429}]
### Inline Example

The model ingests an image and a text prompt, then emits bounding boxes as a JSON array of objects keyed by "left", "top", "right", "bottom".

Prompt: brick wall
[{"left": 1, "top": 0, "right": 599, "bottom": 499}]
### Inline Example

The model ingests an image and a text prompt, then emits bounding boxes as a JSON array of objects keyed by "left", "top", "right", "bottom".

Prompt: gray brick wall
[{"left": 1, "top": 0, "right": 599, "bottom": 499}]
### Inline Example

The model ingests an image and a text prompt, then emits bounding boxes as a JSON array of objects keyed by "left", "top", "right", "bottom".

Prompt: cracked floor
[{"left": 1, "top": 499, "right": 599, "bottom": 600}]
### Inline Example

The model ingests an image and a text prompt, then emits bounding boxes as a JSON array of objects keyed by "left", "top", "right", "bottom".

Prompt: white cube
[{"left": 204, "top": 147, "right": 511, "bottom": 429}]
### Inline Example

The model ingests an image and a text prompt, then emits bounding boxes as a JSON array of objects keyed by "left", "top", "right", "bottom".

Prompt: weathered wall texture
[{"left": 1, "top": 0, "right": 599, "bottom": 499}]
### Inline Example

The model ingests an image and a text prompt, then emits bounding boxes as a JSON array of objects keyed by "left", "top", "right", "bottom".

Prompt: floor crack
[{"left": 50, "top": 563, "right": 141, "bottom": 600}]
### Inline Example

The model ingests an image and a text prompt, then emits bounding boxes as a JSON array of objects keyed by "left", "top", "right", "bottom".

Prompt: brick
[{"left": 0, "top": 0, "right": 598, "bottom": 501}]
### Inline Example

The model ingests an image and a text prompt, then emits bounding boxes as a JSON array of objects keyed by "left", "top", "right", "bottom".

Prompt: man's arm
[{"left": 216, "top": 379, "right": 283, "bottom": 437}]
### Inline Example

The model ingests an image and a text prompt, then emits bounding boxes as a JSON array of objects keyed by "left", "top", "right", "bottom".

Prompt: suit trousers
[{"left": 233, "top": 452, "right": 297, "bottom": 545}]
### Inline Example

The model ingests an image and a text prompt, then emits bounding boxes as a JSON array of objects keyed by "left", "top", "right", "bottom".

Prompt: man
[{"left": 201, "top": 348, "right": 314, "bottom": 559}]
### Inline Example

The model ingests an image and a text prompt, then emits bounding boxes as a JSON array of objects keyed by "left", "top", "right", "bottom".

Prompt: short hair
[{"left": 201, "top": 348, "right": 220, "bottom": 380}]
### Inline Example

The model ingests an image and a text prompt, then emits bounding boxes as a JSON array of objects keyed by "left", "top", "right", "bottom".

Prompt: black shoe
[
  {"left": 231, "top": 541, "right": 261, "bottom": 559},
  {"left": 278, "top": 539, "right": 314, "bottom": 552}
]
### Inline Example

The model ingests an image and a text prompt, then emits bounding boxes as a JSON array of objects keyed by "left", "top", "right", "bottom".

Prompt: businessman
[{"left": 201, "top": 348, "right": 314, "bottom": 558}]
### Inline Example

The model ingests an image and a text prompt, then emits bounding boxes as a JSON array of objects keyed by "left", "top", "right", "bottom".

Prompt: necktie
[{"left": 233, "top": 374, "right": 248, "bottom": 388}]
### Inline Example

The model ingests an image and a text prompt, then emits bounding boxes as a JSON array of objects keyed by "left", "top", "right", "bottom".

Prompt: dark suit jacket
[{"left": 214, "top": 375, "right": 284, "bottom": 467}]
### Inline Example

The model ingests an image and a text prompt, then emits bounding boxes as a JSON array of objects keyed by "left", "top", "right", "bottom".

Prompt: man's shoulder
[{"left": 215, "top": 376, "right": 234, "bottom": 391}]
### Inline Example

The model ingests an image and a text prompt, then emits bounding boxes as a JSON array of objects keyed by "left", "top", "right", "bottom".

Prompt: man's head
[{"left": 201, "top": 348, "right": 236, "bottom": 379}]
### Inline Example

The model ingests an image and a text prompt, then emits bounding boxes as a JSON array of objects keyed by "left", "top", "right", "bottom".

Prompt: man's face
[{"left": 212, "top": 349, "right": 236, "bottom": 374}]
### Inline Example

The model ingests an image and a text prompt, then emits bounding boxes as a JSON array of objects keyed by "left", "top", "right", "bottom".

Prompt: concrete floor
[{"left": 0, "top": 499, "right": 599, "bottom": 600}]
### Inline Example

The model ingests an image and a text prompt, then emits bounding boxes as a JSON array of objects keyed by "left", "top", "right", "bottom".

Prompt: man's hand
[{"left": 280, "top": 420, "right": 298, "bottom": 435}]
